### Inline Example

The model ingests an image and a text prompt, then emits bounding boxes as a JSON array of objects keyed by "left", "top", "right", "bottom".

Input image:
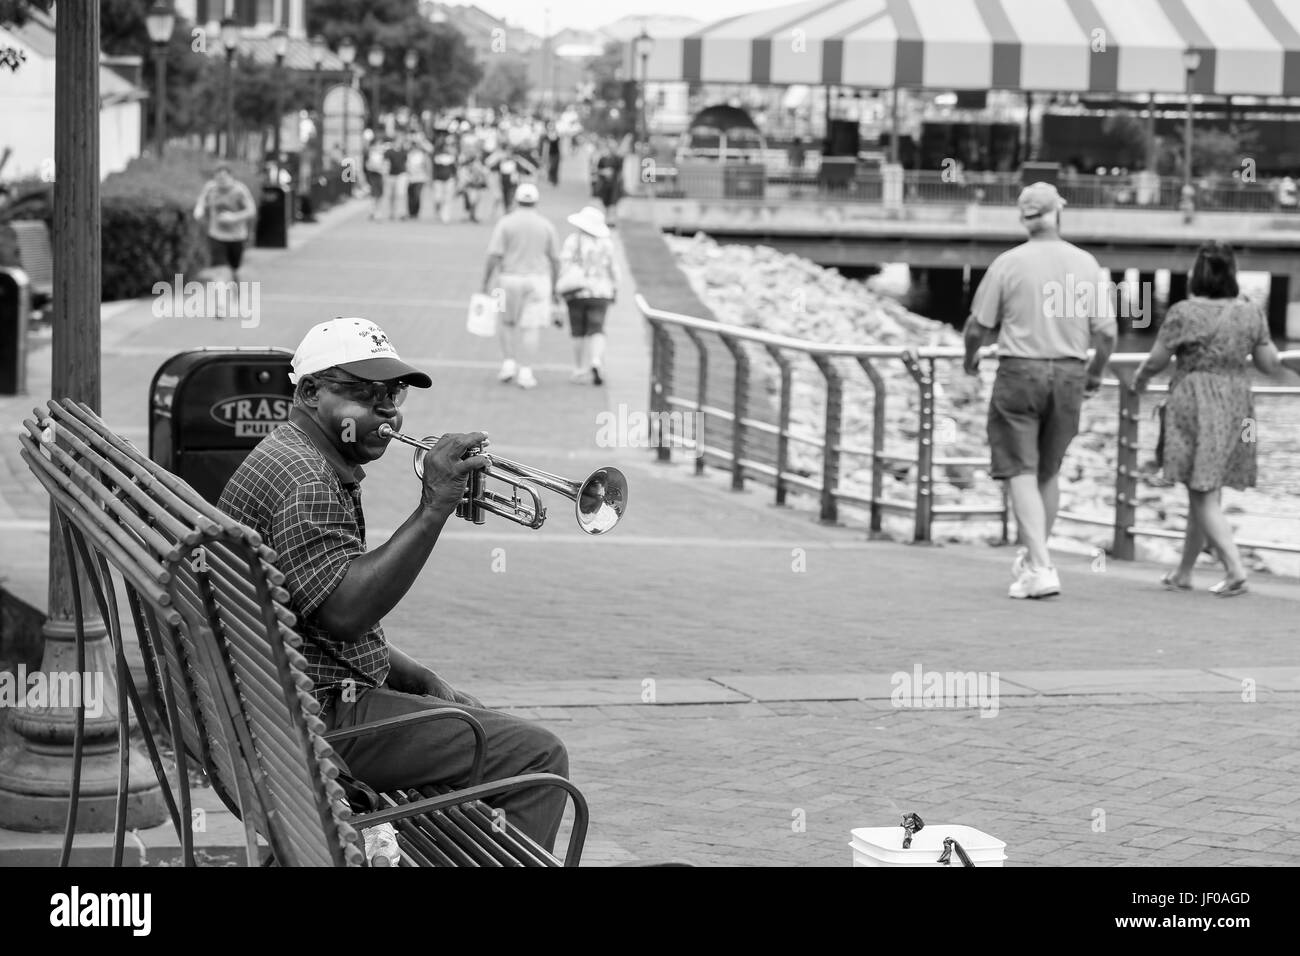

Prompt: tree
[
  {"left": 1157, "top": 124, "right": 1261, "bottom": 179},
  {"left": 477, "top": 58, "right": 529, "bottom": 111},
  {"left": 100, "top": 0, "right": 211, "bottom": 139},
  {"left": 307, "top": 0, "right": 482, "bottom": 114}
]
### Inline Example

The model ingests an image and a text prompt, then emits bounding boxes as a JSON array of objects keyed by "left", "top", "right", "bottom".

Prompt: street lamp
[
  {"left": 338, "top": 37, "right": 356, "bottom": 170},
  {"left": 144, "top": 3, "right": 175, "bottom": 158},
  {"left": 1182, "top": 48, "right": 1202, "bottom": 219},
  {"left": 368, "top": 45, "right": 385, "bottom": 129},
  {"left": 633, "top": 26, "right": 655, "bottom": 148},
  {"left": 220, "top": 17, "right": 239, "bottom": 159},
  {"left": 271, "top": 28, "right": 289, "bottom": 168},
  {"left": 404, "top": 49, "right": 418, "bottom": 120}
]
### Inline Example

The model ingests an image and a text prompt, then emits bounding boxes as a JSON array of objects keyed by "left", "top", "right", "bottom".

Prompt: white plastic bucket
[{"left": 849, "top": 824, "right": 1007, "bottom": 867}]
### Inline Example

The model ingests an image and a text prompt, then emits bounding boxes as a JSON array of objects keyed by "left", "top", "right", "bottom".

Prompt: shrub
[
  {"left": 101, "top": 149, "right": 260, "bottom": 300},
  {"left": 0, "top": 151, "right": 260, "bottom": 300}
]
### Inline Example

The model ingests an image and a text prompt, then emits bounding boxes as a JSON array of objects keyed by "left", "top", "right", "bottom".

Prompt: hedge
[
  {"left": 0, "top": 150, "right": 261, "bottom": 301},
  {"left": 101, "top": 150, "right": 261, "bottom": 301}
]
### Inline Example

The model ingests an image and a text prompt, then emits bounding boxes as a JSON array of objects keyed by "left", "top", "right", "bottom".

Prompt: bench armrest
[
  {"left": 324, "top": 708, "right": 486, "bottom": 786},
  {"left": 354, "top": 772, "right": 590, "bottom": 866}
]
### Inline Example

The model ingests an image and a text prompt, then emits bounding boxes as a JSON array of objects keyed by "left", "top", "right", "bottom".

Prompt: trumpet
[{"left": 377, "top": 424, "right": 628, "bottom": 535}]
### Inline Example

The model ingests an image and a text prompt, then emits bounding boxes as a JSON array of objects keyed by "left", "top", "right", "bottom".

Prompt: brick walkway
[{"left": 1, "top": 156, "right": 1298, "bottom": 866}]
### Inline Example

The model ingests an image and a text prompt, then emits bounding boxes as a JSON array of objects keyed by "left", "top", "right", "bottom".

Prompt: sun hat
[
  {"left": 515, "top": 182, "right": 540, "bottom": 205},
  {"left": 290, "top": 318, "right": 432, "bottom": 387},
  {"left": 566, "top": 205, "right": 611, "bottom": 238}
]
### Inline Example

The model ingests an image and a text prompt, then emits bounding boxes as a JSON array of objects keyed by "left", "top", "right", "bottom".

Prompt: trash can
[
  {"left": 0, "top": 267, "right": 31, "bottom": 396},
  {"left": 255, "top": 184, "right": 292, "bottom": 248},
  {"left": 723, "top": 163, "right": 766, "bottom": 199},
  {"left": 149, "top": 348, "right": 295, "bottom": 505}
]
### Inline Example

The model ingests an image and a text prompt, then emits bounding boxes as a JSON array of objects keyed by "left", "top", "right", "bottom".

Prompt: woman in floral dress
[{"left": 1134, "top": 241, "right": 1283, "bottom": 596}]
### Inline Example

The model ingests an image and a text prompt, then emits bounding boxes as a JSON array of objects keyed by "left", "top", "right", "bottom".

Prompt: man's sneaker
[
  {"left": 497, "top": 359, "right": 518, "bottom": 383},
  {"left": 1009, "top": 564, "right": 1060, "bottom": 599},
  {"left": 516, "top": 367, "right": 538, "bottom": 389},
  {"left": 1011, "top": 546, "right": 1029, "bottom": 579}
]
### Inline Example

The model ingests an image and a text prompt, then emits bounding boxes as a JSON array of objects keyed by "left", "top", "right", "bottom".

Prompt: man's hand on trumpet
[{"left": 418, "top": 431, "right": 491, "bottom": 513}]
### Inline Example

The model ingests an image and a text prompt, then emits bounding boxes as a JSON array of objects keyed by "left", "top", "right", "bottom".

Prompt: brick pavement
[{"left": 1, "top": 155, "right": 1298, "bottom": 866}]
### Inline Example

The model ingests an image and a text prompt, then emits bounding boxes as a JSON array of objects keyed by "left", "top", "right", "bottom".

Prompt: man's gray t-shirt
[
  {"left": 487, "top": 208, "right": 560, "bottom": 277},
  {"left": 970, "top": 238, "right": 1117, "bottom": 360}
]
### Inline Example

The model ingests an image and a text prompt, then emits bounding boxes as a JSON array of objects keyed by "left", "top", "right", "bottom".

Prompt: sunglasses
[{"left": 313, "top": 373, "right": 409, "bottom": 408}]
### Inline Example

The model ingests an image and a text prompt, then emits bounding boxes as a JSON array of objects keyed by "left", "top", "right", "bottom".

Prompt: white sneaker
[
  {"left": 516, "top": 367, "right": 537, "bottom": 389},
  {"left": 1009, "top": 565, "right": 1060, "bottom": 599},
  {"left": 497, "top": 359, "right": 518, "bottom": 382},
  {"left": 1011, "top": 547, "right": 1029, "bottom": 579}
]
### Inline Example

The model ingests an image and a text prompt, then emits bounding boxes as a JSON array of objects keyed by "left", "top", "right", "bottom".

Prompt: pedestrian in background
[
  {"left": 480, "top": 183, "right": 559, "bottom": 390},
  {"left": 384, "top": 134, "right": 410, "bottom": 221},
  {"left": 365, "top": 136, "right": 387, "bottom": 220},
  {"left": 543, "top": 122, "right": 562, "bottom": 186},
  {"left": 594, "top": 138, "right": 624, "bottom": 227},
  {"left": 458, "top": 150, "right": 488, "bottom": 223},
  {"left": 558, "top": 205, "right": 619, "bottom": 385},
  {"left": 1133, "top": 241, "right": 1284, "bottom": 597},
  {"left": 405, "top": 137, "right": 430, "bottom": 220},
  {"left": 194, "top": 164, "right": 257, "bottom": 290},
  {"left": 431, "top": 137, "right": 459, "bottom": 223},
  {"left": 963, "top": 183, "right": 1117, "bottom": 599}
]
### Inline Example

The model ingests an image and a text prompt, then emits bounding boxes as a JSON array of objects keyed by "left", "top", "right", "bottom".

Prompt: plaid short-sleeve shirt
[{"left": 218, "top": 410, "right": 390, "bottom": 703}]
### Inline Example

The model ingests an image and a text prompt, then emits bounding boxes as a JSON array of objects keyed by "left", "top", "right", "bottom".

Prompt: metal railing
[
  {"left": 645, "top": 165, "right": 1300, "bottom": 214},
  {"left": 639, "top": 293, "right": 1300, "bottom": 560}
]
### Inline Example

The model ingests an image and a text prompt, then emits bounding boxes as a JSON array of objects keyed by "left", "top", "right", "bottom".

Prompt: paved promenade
[{"left": 2, "top": 157, "right": 1298, "bottom": 866}]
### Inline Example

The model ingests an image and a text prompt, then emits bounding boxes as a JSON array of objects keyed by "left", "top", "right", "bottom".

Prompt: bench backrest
[
  {"left": 18, "top": 399, "right": 364, "bottom": 866},
  {"left": 9, "top": 220, "right": 53, "bottom": 293}
]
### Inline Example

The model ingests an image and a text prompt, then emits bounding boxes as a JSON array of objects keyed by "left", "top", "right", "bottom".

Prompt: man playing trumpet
[{"left": 219, "top": 317, "right": 571, "bottom": 852}]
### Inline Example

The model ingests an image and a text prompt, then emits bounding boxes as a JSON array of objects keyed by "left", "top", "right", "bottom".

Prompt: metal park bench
[
  {"left": 9, "top": 220, "right": 53, "bottom": 322},
  {"left": 18, "top": 399, "right": 590, "bottom": 866}
]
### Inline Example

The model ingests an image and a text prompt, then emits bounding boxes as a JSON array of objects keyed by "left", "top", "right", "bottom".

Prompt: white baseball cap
[
  {"left": 515, "top": 182, "right": 540, "bottom": 205},
  {"left": 290, "top": 318, "right": 432, "bottom": 387}
]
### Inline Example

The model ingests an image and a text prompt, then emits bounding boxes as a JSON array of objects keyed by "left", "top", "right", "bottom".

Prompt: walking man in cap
[
  {"left": 219, "top": 318, "right": 571, "bottom": 851},
  {"left": 964, "top": 183, "right": 1117, "bottom": 598},
  {"left": 481, "top": 182, "right": 561, "bottom": 389}
]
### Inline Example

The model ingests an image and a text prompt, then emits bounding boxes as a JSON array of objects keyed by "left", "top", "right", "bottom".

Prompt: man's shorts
[
  {"left": 987, "top": 357, "right": 1087, "bottom": 480},
  {"left": 497, "top": 273, "right": 551, "bottom": 328}
]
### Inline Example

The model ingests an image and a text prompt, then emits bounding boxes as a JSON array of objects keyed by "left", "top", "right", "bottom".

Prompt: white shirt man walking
[
  {"left": 480, "top": 183, "right": 559, "bottom": 389},
  {"left": 964, "top": 183, "right": 1117, "bottom": 599}
]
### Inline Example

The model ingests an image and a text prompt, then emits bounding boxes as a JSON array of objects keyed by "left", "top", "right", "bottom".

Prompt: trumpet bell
[{"left": 576, "top": 467, "right": 628, "bottom": 535}]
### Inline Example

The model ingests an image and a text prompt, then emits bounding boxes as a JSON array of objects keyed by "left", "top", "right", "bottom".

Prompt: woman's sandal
[
  {"left": 1209, "top": 577, "right": 1250, "bottom": 598},
  {"left": 1160, "top": 571, "right": 1192, "bottom": 591}
]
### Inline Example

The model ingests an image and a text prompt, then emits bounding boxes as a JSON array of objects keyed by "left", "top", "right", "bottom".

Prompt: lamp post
[
  {"left": 633, "top": 26, "right": 654, "bottom": 149},
  {"left": 311, "top": 35, "right": 326, "bottom": 200},
  {"left": 1182, "top": 48, "right": 1202, "bottom": 221},
  {"left": 145, "top": 3, "right": 175, "bottom": 158},
  {"left": 338, "top": 36, "right": 356, "bottom": 171},
  {"left": 220, "top": 17, "right": 239, "bottom": 159},
  {"left": 368, "top": 45, "right": 385, "bottom": 131},
  {"left": 271, "top": 28, "right": 288, "bottom": 168},
  {"left": 404, "top": 49, "right": 417, "bottom": 121}
]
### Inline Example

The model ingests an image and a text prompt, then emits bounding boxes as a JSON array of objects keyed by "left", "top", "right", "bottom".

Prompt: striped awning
[{"left": 643, "top": 0, "right": 1300, "bottom": 96}]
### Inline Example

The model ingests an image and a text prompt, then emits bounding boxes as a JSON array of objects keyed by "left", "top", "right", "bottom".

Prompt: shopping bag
[{"left": 466, "top": 293, "right": 498, "bottom": 337}]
